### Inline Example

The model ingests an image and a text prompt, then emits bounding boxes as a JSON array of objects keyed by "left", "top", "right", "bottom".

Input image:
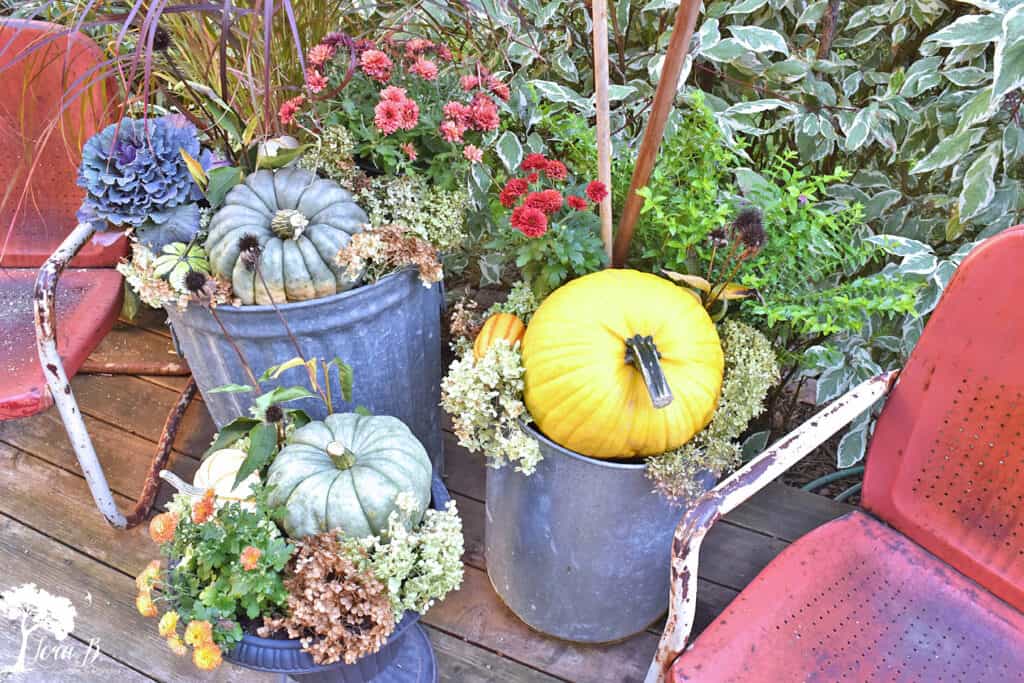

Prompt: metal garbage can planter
[
  {"left": 165, "top": 268, "right": 444, "bottom": 473},
  {"left": 224, "top": 475, "right": 450, "bottom": 683},
  {"left": 485, "top": 422, "right": 715, "bottom": 643}
]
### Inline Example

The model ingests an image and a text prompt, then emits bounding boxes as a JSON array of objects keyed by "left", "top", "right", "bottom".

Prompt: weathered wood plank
[
  {"left": 122, "top": 309, "right": 172, "bottom": 339},
  {"left": 0, "top": 442, "right": 156, "bottom": 570},
  {"left": 422, "top": 565, "right": 659, "bottom": 683},
  {"left": 82, "top": 322, "right": 188, "bottom": 376},
  {"left": 0, "top": 408, "right": 199, "bottom": 502},
  {"left": 70, "top": 374, "right": 215, "bottom": 460},
  {"left": 0, "top": 515, "right": 275, "bottom": 681},
  {"left": 0, "top": 625, "right": 154, "bottom": 682},
  {"left": 425, "top": 626, "right": 563, "bottom": 683}
]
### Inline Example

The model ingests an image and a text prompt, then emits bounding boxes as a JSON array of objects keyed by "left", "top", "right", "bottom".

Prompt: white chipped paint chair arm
[{"left": 645, "top": 371, "right": 899, "bottom": 683}]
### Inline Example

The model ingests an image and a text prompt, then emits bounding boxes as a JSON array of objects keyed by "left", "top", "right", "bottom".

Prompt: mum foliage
[{"left": 78, "top": 115, "right": 205, "bottom": 228}]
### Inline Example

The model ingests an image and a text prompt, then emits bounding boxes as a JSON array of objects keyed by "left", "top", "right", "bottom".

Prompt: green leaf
[
  {"left": 816, "top": 365, "right": 853, "bottom": 404},
  {"left": 258, "top": 357, "right": 307, "bottom": 382},
  {"left": 796, "top": 0, "right": 827, "bottom": 26},
  {"left": 264, "top": 386, "right": 315, "bottom": 405},
  {"left": 924, "top": 13, "right": 1002, "bottom": 47},
  {"left": 728, "top": 26, "right": 789, "bottom": 55},
  {"left": 204, "top": 418, "right": 259, "bottom": 457},
  {"left": 208, "top": 383, "right": 255, "bottom": 394},
  {"left": 990, "top": 6, "right": 1024, "bottom": 113},
  {"left": 843, "top": 107, "right": 874, "bottom": 152},
  {"left": 607, "top": 84, "right": 637, "bottom": 102},
  {"left": 354, "top": 405, "right": 373, "bottom": 416},
  {"left": 205, "top": 166, "right": 243, "bottom": 210},
  {"left": 495, "top": 131, "right": 523, "bottom": 173},
  {"left": 286, "top": 408, "right": 312, "bottom": 428},
  {"left": 958, "top": 141, "right": 1001, "bottom": 220},
  {"left": 865, "top": 234, "right": 934, "bottom": 256},
  {"left": 741, "top": 431, "right": 771, "bottom": 461},
  {"left": 700, "top": 38, "right": 747, "bottom": 62},
  {"left": 328, "top": 358, "right": 354, "bottom": 403},
  {"left": 942, "top": 66, "right": 990, "bottom": 87},
  {"left": 910, "top": 128, "right": 984, "bottom": 174},
  {"left": 899, "top": 251, "right": 938, "bottom": 275},
  {"left": 724, "top": 99, "right": 798, "bottom": 116},
  {"left": 255, "top": 144, "right": 309, "bottom": 170},
  {"left": 726, "top": 0, "right": 769, "bottom": 14},
  {"left": 837, "top": 423, "right": 869, "bottom": 468},
  {"left": 233, "top": 423, "right": 278, "bottom": 489},
  {"left": 956, "top": 87, "right": 995, "bottom": 132}
]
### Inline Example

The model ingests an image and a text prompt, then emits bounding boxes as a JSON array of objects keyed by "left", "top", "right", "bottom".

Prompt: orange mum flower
[
  {"left": 184, "top": 619, "right": 214, "bottom": 647},
  {"left": 149, "top": 512, "right": 178, "bottom": 544},
  {"left": 136, "top": 592, "right": 157, "bottom": 618},
  {"left": 135, "top": 559, "right": 161, "bottom": 592},
  {"left": 158, "top": 611, "right": 179, "bottom": 637},
  {"left": 193, "top": 642, "right": 223, "bottom": 671},
  {"left": 167, "top": 634, "right": 188, "bottom": 656},
  {"left": 191, "top": 489, "right": 216, "bottom": 524},
  {"left": 240, "top": 546, "right": 262, "bottom": 571}
]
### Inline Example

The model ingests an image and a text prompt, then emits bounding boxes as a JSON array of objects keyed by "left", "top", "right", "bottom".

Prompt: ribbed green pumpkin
[
  {"left": 266, "top": 413, "right": 433, "bottom": 539},
  {"left": 205, "top": 167, "right": 367, "bottom": 304}
]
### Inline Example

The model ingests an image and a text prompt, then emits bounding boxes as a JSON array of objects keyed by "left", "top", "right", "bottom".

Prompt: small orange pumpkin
[{"left": 473, "top": 313, "right": 527, "bottom": 360}]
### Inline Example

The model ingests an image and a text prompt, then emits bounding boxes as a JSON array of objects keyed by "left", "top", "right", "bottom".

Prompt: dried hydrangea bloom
[
  {"left": 336, "top": 224, "right": 443, "bottom": 287},
  {"left": 260, "top": 532, "right": 395, "bottom": 666}
]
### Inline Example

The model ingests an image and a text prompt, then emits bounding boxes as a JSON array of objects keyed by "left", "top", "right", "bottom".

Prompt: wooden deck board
[{"left": 0, "top": 340, "right": 852, "bottom": 681}]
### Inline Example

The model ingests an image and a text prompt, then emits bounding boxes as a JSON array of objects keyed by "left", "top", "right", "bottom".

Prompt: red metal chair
[
  {"left": 1, "top": 19, "right": 195, "bottom": 529},
  {"left": 649, "top": 226, "right": 1024, "bottom": 682}
]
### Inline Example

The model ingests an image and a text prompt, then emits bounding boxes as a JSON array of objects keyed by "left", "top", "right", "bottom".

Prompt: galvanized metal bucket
[
  {"left": 485, "top": 422, "right": 715, "bottom": 643},
  {"left": 165, "top": 268, "right": 444, "bottom": 472}
]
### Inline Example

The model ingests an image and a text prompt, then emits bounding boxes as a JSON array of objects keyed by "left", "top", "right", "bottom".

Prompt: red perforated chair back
[
  {"left": 0, "top": 19, "right": 125, "bottom": 267},
  {"left": 862, "top": 225, "right": 1024, "bottom": 613}
]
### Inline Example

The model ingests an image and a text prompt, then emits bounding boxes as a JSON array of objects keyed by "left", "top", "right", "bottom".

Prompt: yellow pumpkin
[
  {"left": 473, "top": 312, "right": 527, "bottom": 360},
  {"left": 193, "top": 448, "right": 260, "bottom": 503},
  {"left": 522, "top": 269, "right": 724, "bottom": 459}
]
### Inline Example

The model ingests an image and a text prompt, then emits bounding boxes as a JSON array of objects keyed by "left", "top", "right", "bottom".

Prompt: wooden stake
[
  {"left": 612, "top": 0, "right": 702, "bottom": 267},
  {"left": 591, "top": 0, "right": 614, "bottom": 260}
]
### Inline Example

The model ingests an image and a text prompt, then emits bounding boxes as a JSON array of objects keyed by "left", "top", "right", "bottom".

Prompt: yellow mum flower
[
  {"left": 135, "top": 592, "right": 157, "bottom": 618},
  {"left": 167, "top": 634, "right": 188, "bottom": 656},
  {"left": 135, "top": 559, "right": 161, "bottom": 592},
  {"left": 158, "top": 611, "right": 179, "bottom": 637},
  {"left": 184, "top": 619, "right": 214, "bottom": 647},
  {"left": 193, "top": 642, "right": 223, "bottom": 671}
]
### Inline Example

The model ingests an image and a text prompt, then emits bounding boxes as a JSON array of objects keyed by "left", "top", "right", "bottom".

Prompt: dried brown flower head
[
  {"left": 448, "top": 297, "right": 481, "bottom": 341},
  {"left": 264, "top": 405, "right": 284, "bottom": 423},
  {"left": 259, "top": 532, "right": 395, "bottom": 666},
  {"left": 733, "top": 208, "right": 765, "bottom": 251},
  {"left": 238, "top": 234, "right": 262, "bottom": 271},
  {"left": 336, "top": 224, "right": 442, "bottom": 287}
]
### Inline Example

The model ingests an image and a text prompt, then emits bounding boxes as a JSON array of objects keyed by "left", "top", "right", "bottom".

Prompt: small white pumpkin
[{"left": 194, "top": 448, "right": 260, "bottom": 502}]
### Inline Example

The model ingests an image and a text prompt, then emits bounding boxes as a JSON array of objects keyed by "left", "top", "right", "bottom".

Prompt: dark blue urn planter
[{"left": 223, "top": 476, "right": 450, "bottom": 682}]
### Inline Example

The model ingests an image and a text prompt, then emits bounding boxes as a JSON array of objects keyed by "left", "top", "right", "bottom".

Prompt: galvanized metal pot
[
  {"left": 485, "top": 422, "right": 715, "bottom": 643},
  {"left": 165, "top": 268, "right": 444, "bottom": 472}
]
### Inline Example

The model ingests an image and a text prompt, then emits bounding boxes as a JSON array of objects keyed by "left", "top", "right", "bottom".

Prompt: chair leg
[{"left": 38, "top": 344, "right": 128, "bottom": 528}]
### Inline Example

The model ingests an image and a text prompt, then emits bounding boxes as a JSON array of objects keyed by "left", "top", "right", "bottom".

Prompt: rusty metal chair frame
[
  {"left": 645, "top": 371, "right": 896, "bottom": 682},
  {"left": 34, "top": 223, "right": 197, "bottom": 529}
]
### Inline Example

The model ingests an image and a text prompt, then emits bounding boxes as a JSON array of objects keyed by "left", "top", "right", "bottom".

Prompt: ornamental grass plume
[{"left": 259, "top": 532, "right": 395, "bottom": 666}]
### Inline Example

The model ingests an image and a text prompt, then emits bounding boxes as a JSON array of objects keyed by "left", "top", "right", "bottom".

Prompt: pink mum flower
[
  {"left": 405, "top": 38, "right": 434, "bottom": 56},
  {"left": 278, "top": 95, "right": 305, "bottom": 125},
  {"left": 410, "top": 57, "right": 438, "bottom": 81},
  {"left": 461, "top": 75, "right": 480, "bottom": 91},
  {"left": 307, "top": 44, "right": 336, "bottom": 68},
  {"left": 399, "top": 99, "right": 420, "bottom": 130},
  {"left": 463, "top": 144, "right": 483, "bottom": 163},
  {"left": 401, "top": 142, "right": 417, "bottom": 161},
  {"left": 440, "top": 120, "right": 466, "bottom": 143},
  {"left": 443, "top": 101, "right": 472, "bottom": 125},
  {"left": 360, "top": 49, "right": 393, "bottom": 82},
  {"left": 374, "top": 99, "right": 403, "bottom": 135},
  {"left": 305, "top": 68, "right": 328, "bottom": 94},
  {"left": 470, "top": 93, "right": 500, "bottom": 131},
  {"left": 380, "top": 85, "right": 408, "bottom": 102}
]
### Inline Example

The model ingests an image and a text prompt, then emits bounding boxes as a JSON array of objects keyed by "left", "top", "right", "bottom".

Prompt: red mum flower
[
  {"left": 521, "top": 153, "right": 548, "bottom": 171},
  {"left": 305, "top": 68, "right": 328, "bottom": 94},
  {"left": 525, "top": 189, "right": 563, "bottom": 215},
  {"left": 307, "top": 44, "right": 336, "bottom": 68},
  {"left": 544, "top": 159, "right": 568, "bottom": 181},
  {"left": 410, "top": 57, "right": 438, "bottom": 81},
  {"left": 586, "top": 180, "right": 609, "bottom": 203},
  {"left": 374, "top": 99, "right": 403, "bottom": 135},
  {"left": 470, "top": 93, "right": 500, "bottom": 131},
  {"left": 510, "top": 205, "right": 548, "bottom": 238},
  {"left": 380, "top": 85, "right": 407, "bottom": 102},
  {"left": 567, "top": 195, "right": 588, "bottom": 211},
  {"left": 277, "top": 95, "right": 305, "bottom": 125},
  {"left": 460, "top": 74, "right": 480, "bottom": 91},
  {"left": 360, "top": 49, "right": 392, "bottom": 82},
  {"left": 526, "top": 172, "right": 540, "bottom": 184},
  {"left": 499, "top": 178, "right": 528, "bottom": 208},
  {"left": 439, "top": 120, "right": 466, "bottom": 143},
  {"left": 399, "top": 99, "right": 420, "bottom": 130}
]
